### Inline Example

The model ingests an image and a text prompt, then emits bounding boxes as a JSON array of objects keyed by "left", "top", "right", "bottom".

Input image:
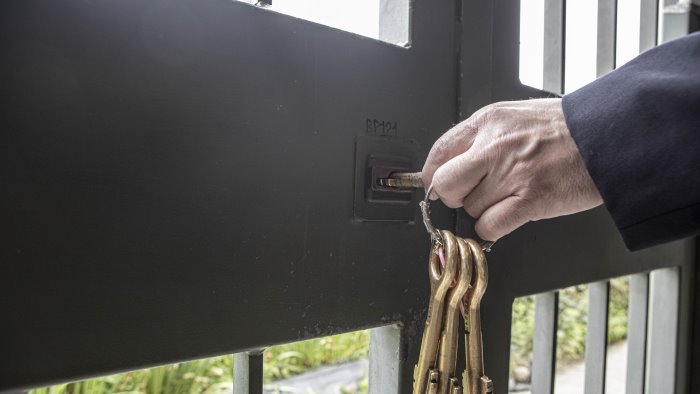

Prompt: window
[{"left": 237, "top": 0, "right": 411, "bottom": 47}]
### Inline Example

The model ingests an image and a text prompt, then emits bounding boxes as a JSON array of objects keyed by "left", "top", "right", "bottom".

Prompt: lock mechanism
[{"left": 353, "top": 136, "right": 421, "bottom": 222}]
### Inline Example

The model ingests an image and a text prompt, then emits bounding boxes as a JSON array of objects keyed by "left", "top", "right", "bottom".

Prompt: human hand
[{"left": 422, "top": 98, "right": 603, "bottom": 241}]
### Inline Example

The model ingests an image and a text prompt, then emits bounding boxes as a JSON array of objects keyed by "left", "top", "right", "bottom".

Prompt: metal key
[
  {"left": 436, "top": 237, "right": 473, "bottom": 393},
  {"left": 383, "top": 171, "right": 497, "bottom": 252},
  {"left": 462, "top": 239, "right": 493, "bottom": 393},
  {"left": 413, "top": 230, "right": 459, "bottom": 394},
  {"left": 448, "top": 377, "right": 463, "bottom": 394},
  {"left": 377, "top": 171, "right": 423, "bottom": 189}
]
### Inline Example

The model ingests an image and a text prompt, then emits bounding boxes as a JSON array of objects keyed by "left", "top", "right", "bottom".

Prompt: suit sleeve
[{"left": 562, "top": 32, "right": 700, "bottom": 251}]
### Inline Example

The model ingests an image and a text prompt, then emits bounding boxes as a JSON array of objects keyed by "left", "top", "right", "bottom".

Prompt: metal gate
[{"left": 0, "top": 0, "right": 697, "bottom": 393}]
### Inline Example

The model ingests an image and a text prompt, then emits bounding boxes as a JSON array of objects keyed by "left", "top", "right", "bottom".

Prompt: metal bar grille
[
  {"left": 626, "top": 273, "right": 650, "bottom": 394},
  {"left": 233, "top": 351, "right": 264, "bottom": 394},
  {"left": 584, "top": 281, "right": 610, "bottom": 394},
  {"left": 543, "top": 0, "right": 566, "bottom": 94},
  {"left": 640, "top": 0, "right": 660, "bottom": 51},
  {"left": 532, "top": 291, "right": 559, "bottom": 394},
  {"left": 597, "top": 0, "right": 618, "bottom": 75},
  {"left": 368, "top": 325, "right": 402, "bottom": 394},
  {"left": 526, "top": 269, "right": 679, "bottom": 394},
  {"left": 646, "top": 268, "right": 680, "bottom": 394}
]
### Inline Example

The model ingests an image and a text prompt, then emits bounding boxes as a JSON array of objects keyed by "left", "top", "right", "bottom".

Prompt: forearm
[{"left": 563, "top": 32, "right": 700, "bottom": 250}]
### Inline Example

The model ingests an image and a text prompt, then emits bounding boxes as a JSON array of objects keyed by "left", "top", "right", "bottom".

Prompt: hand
[{"left": 422, "top": 98, "right": 603, "bottom": 241}]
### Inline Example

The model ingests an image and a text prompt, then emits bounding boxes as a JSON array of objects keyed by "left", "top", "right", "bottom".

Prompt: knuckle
[
  {"left": 432, "top": 184, "right": 454, "bottom": 205},
  {"left": 480, "top": 104, "right": 503, "bottom": 120},
  {"left": 462, "top": 193, "right": 484, "bottom": 218},
  {"left": 443, "top": 198, "right": 464, "bottom": 209},
  {"left": 430, "top": 137, "right": 451, "bottom": 163},
  {"left": 516, "top": 192, "right": 540, "bottom": 220},
  {"left": 432, "top": 169, "right": 463, "bottom": 208},
  {"left": 484, "top": 105, "right": 503, "bottom": 118},
  {"left": 456, "top": 115, "right": 479, "bottom": 135},
  {"left": 474, "top": 220, "right": 497, "bottom": 241},
  {"left": 464, "top": 204, "right": 480, "bottom": 219},
  {"left": 473, "top": 103, "right": 496, "bottom": 118},
  {"left": 432, "top": 163, "right": 454, "bottom": 186}
]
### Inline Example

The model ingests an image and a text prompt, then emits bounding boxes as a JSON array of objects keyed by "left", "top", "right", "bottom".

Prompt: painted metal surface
[
  {"left": 0, "top": 0, "right": 697, "bottom": 392},
  {"left": 584, "top": 281, "right": 610, "bottom": 394},
  {"left": 233, "top": 352, "right": 263, "bottom": 394},
  {"left": 531, "top": 292, "right": 558, "bottom": 394},
  {"left": 0, "top": 0, "right": 457, "bottom": 390},
  {"left": 626, "top": 273, "right": 650, "bottom": 394},
  {"left": 690, "top": 238, "right": 700, "bottom": 394},
  {"left": 543, "top": 0, "right": 566, "bottom": 94},
  {"left": 597, "top": 0, "right": 618, "bottom": 75},
  {"left": 647, "top": 268, "right": 681, "bottom": 394},
  {"left": 368, "top": 325, "right": 401, "bottom": 394}
]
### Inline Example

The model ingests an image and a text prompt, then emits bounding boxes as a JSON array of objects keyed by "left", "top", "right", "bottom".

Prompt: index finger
[{"left": 422, "top": 118, "right": 479, "bottom": 189}]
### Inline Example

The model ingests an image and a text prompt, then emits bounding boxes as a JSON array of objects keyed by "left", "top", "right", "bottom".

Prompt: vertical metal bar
[
  {"left": 368, "top": 325, "right": 401, "bottom": 394},
  {"left": 690, "top": 237, "right": 700, "bottom": 394},
  {"left": 233, "top": 353, "right": 249, "bottom": 394},
  {"left": 660, "top": 0, "right": 691, "bottom": 43},
  {"left": 584, "top": 281, "right": 610, "bottom": 394},
  {"left": 532, "top": 291, "right": 559, "bottom": 394},
  {"left": 379, "top": 0, "right": 411, "bottom": 47},
  {"left": 646, "top": 267, "right": 679, "bottom": 394},
  {"left": 639, "top": 0, "right": 659, "bottom": 51},
  {"left": 234, "top": 351, "right": 264, "bottom": 394},
  {"left": 543, "top": 0, "right": 566, "bottom": 94},
  {"left": 626, "top": 273, "right": 649, "bottom": 394},
  {"left": 597, "top": 0, "right": 618, "bottom": 75},
  {"left": 459, "top": 0, "right": 493, "bottom": 116}
]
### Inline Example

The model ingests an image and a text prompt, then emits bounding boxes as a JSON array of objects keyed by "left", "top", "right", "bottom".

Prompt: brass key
[
  {"left": 462, "top": 239, "right": 493, "bottom": 393},
  {"left": 413, "top": 186, "right": 494, "bottom": 394},
  {"left": 436, "top": 237, "right": 472, "bottom": 392},
  {"left": 377, "top": 171, "right": 423, "bottom": 189},
  {"left": 413, "top": 230, "right": 459, "bottom": 394}
]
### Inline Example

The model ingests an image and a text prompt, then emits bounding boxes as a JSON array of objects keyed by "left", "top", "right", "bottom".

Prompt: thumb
[{"left": 474, "top": 195, "right": 534, "bottom": 241}]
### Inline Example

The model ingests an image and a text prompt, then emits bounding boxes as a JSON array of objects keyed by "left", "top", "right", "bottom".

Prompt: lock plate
[{"left": 353, "top": 136, "right": 421, "bottom": 222}]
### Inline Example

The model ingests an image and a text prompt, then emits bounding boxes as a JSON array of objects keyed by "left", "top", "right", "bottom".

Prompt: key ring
[
  {"left": 420, "top": 185, "right": 495, "bottom": 252},
  {"left": 420, "top": 185, "right": 444, "bottom": 246}
]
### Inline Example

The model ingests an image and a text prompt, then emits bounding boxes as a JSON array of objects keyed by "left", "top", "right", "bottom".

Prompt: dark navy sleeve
[{"left": 562, "top": 32, "right": 700, "bottom": 251}]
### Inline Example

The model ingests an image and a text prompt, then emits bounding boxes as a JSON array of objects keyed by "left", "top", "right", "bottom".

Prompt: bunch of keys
[
  {"left": 412, "top": 228, "right": 493, "bottom": 394},
  {"left": 379, "top": 172, "right": 493, "bottom": 394},
  {"left": 414, "top": 188, "right": 494, "bottom": 394}
]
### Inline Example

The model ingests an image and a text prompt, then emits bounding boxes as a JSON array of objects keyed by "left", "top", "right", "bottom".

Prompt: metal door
[
  {"left": 0, "top": 0, "right": 458, "bottom": 391},
  {"left": 1, "top": 0, "right": 697, "bottom": 393}
]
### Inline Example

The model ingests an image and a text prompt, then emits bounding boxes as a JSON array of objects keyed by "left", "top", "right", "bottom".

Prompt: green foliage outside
[
  {"left": 29, "top": 357, "right": 234, "bottom": 394},
  {"left": 30, "top": 331, "right": 369, "bottom": 394},
  {"left": 263, "top": 329, "right": 369, "bottom": 381},
  {"left": 510, "top": 276, "right": 630, "bottom": 372}
]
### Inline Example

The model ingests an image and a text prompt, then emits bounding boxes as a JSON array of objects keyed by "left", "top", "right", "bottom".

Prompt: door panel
[{"left": 0, "top": 0, "right": 458, "bottom": 389}]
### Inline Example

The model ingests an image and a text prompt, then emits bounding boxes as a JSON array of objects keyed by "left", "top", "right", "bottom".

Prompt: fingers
[
  {"left": 474, "top": 195, "right": 534, "bottom": 241},
  {"left": 461, "top": 175, "right": 510, "bottom": 218},
  {"left": 430, "top": 149, "right": 487, "bottom": 208},
  {"left": 422, "top": 120, "right": 479, "bottom": 189}
]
